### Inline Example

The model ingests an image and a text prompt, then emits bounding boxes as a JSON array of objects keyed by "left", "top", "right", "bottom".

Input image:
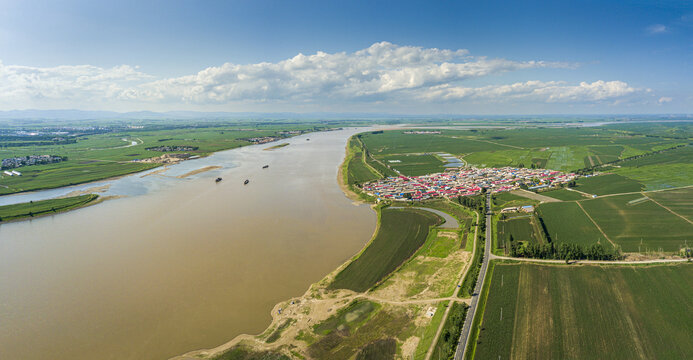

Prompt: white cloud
[
  {"left": 418, "top": 80, "right": 637, "bottom": 103},
  {"left": 646, "top": 24, "right": 668, "bottom": 34},
  {"left": 658, "top": 96, "right": 673, "bottom": 104},
  {"left": 0, "top": 42, "right": 645, "bottom": 110},
  {"left": 0, "top": 61, "right": 150, "bottom": 105}
]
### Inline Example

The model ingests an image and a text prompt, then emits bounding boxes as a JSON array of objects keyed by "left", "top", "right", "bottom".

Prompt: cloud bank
[{"left": 0, "top": 42, "right": 646, "bottom": 111}]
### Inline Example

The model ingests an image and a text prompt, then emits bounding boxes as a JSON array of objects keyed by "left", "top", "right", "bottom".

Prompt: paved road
[{"left": 454, "top": 192, "right": 492, "bottom": 360}]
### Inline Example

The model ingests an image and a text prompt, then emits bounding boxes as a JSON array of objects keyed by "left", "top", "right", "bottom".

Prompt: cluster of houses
[
  {"left": 243, "top": 136, "right": 281, "bottom": 144},
  {"left": 362, "top": 166, "right": 578, "bottom": 201},
  {"left": 145, "top": 145, "right": 198, "bottom": 152},
  {"left": 403, "top": 130, "right": 442, "bottom": 134},
  {"left": 1, "top": 155, "right": 64, "bottom": 169}
]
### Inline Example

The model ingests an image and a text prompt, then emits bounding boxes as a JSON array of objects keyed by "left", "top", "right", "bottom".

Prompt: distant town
[
  {"left": 362, "top": 166, "right": 578, "bottom": 201},
  {"left": 2, "top": 155, "right": 65, "bottom": 171}
]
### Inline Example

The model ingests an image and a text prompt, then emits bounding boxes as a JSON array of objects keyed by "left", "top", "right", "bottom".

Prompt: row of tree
[{"left": 508, "top": 238, "right": 619, "bottom": 260}]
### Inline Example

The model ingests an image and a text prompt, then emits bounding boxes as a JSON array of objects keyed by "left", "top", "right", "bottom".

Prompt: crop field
[
  {"left": 536, "top": 202, "right": 606, "bottom": 247},
  {"left": 358, "top": 127, "right": 680, "bottom": 174},
  {"left": 574, "top": 174, "right": 643, "bottom": 196},
  {"left": 0, "top": 194, "right": 98, "bottom": 221},
  {"left": 497, "top": 216, "right": 541, "bottom": 246},
  {"left": 540, "top": 188, "right": 586, "bottom": 201},
  {"left": 611, "top": 145, "right": 693, "bottom": 190},
  {"left": 329, "top": 208, "right": 442, "bottom": 292},
  {"left": 579, "top": 193, "right": 693, "bottom": 252},
  {"left": 377, "top": 154, "right": 446, "bottom": 176},
  {"left": 346, "top": 151, "right": 380, "bottom": 184},
  {"left": 473, "top": 263, "right": 693, "bottom": 360},
  {"left": 0, "top": 161, "right": 158, "bottom": 195},
  {"left": 646, "top": 187, "right": 693, "bottom": 221}
]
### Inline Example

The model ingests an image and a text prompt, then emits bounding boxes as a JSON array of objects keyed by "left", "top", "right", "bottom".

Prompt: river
[{"left": 0, "top": 128, "right": 376, "bottom": 359}]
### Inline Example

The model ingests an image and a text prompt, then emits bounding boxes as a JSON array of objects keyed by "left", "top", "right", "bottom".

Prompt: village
[
  {"left": 361, "top": 166, "right": 579, "bottom": 201},
  {"left": 1, "top": 154, "right": 65, "bottom": 170}
]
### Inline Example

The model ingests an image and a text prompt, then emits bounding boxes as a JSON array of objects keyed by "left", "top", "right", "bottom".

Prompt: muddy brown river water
[{"left": 0, "top": 128, "right": 376, "bottom": 359}]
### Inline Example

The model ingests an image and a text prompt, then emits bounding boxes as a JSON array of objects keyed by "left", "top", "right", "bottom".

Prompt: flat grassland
[
  {"left": 473, "top": 263, "right": 693, "bottom": 360},
  {"left": 580, "top": 193, "right": 693, "bottom": 252},
  {"left": 0, "top": 194, "right": 98, "bottom": 222},
  {"left": 536, "top": 202, "right": 606, "bottom": 247},
  {"left": 329, "top": 207, "right": 442, "bottom": 292}
]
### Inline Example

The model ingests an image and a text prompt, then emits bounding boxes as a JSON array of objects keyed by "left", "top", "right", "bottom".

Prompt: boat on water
[
  {"left": 215, "top": 177, "right": 223, "bottom": 183},
  {"left": 244, "top": 179, "right": 250, "bottom": 185},
  {"left": 262, "top": 165, "right": 269, "bottom": 169}
]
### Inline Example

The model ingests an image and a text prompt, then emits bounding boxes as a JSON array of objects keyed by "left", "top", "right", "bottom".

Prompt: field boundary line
[
  {"left": 575, "top": 201, "right": 617, "bottom": 249},
  {"left": 596, "top": 184, "right": 693, "bottom": 198},
  {"left": 450, "top": 136, "right": 525, "bottom": 150},
  {"left": 641, "top": 193, "right": 693, "bottom": 225}
]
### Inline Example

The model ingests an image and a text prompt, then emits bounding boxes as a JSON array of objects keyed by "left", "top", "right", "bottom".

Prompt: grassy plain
[
  {"left": 329, "top": 207, "right": 442, "bottom": 292},
  {"left": 0, "top": 194, "right": 99, "bottom": 222},
  {"left": 473, "top": 263, "right": 693, "bottom": 360}
]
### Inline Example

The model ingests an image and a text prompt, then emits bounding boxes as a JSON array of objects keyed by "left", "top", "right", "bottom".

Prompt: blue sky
[{"left": 0, "top": 0, "right": 691, "bottom": 114}]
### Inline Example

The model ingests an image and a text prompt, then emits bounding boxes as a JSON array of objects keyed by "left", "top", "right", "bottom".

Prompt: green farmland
[
  {"left": 610, "top": 145, "right": 693, "bottom": 190},
  {"left": 580, "top": 193, "right": 693, "bottom": 252},
  {"left": 541, "top": 188, "right": 586, "bottom": 201},
  {"left": 497, "top": 216, "right": 541, "bottom": 246},
  {"left": 0, "top": 194, "right": 98, "bottom": 222},
  {"left": 379, "top": 154, "right": 446, "bottom": 176},
  {"left": 472, "top": 263, "right": 693, "bottom": 360},
  {"left": 358, "top": 127, "right": 681, "bottom": 173},
  {"left": 573, "top": 174, "right": 643, "bottom": 196},
  {"left": 536, "top": 202, "right": 606, "bottom": 247},
  {"left": 329, "top": 207, "right": 443, "bottom": 292},
  {"left": 646, "top": 187, "right": 693, "bottom": 221}
]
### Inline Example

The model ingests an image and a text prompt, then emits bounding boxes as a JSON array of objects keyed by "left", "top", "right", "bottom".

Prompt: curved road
[{"left": 390, "top": 206, "right": 459, "bottom": 229}]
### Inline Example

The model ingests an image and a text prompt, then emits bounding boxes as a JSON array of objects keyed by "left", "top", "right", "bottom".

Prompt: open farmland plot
[
  {"left": 472, "top": 263, "right": 693, "bottom": 360},
  {"left": 497, "top": 216, "right": 541, "bottom": 247},
  {"left": 378, "top": 154, "right": 446, "bottom": 176},
  {"left": 329, "top": 208, "right": 442, "bottom": 292},
  {"left": 580, "top": 193, "right": 693, "bottom": 252},
  {"left": 540, "top": 188, "right": 586, "bottom": 201},
  {"left": 574, "top": 174, "right": 643, "bottom": 196},
  {"left": 610, "top": 145, "right": 693, "bottom": 190},
  {"left": 536, "top": 202, "right": 605, "bottom": 247},
  {"left": 646, "top": 187, "right": 693, "bottom": 222}
]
